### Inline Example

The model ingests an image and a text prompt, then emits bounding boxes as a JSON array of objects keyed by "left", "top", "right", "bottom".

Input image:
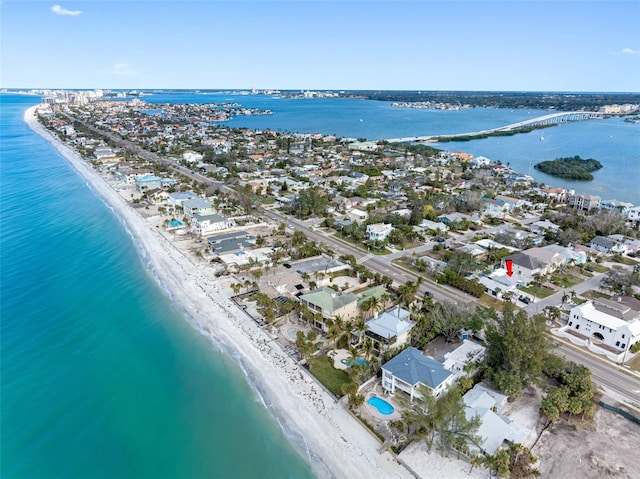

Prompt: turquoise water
[
  {"left": 0, "top": 95, "right": 315, "bottom": 479},
  {"left": 367, "top": 397, "right": 394, "bottom": 415},
  {"left": 144, "top": 93, "right": 640, "bottom": 204},
  {"left": 341, "top": 358, "right": 368, "bottom": 367}
]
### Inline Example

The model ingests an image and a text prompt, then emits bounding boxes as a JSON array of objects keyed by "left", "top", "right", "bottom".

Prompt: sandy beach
[{"left": 24, "top": 105, "right": 414, "bottom": 478}]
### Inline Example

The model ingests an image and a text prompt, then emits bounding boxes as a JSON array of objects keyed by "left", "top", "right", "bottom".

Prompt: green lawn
[
  {"left": 520, "top": 284, "right": 556, "bottom": 298},
  {"left": 309, "top": 355, "right": 352, "bottom": 396},
  {"left": 583, "top": 290, "right": 612, "bottom": 301},
  {"left": 478, "top": 295, "right": 514, "bottom": 310},
  {"left": 584, "top": 262, "right": 608, "bottom": 273},
  {"left": 550, "top": 273, "right": 583, "bottom": 288}
]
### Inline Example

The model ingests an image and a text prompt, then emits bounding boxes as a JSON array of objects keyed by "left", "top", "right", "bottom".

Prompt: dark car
[
  {"left": 283, "top": 263, "right": 291, "bottom": 269},
  {"left": 436, "top": 237, "right": 446, "bottom": 243}
]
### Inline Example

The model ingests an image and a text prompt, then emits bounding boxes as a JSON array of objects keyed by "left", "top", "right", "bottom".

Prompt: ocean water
[
  {"left": 0, "top": 94, "right": 315, "bottom": 479},
  {"left": 143, "top": 93, "right": 640, "bottom": 204}
]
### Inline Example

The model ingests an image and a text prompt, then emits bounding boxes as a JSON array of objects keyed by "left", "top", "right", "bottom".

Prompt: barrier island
[{"left": 534, "top": 155, "right": 603, "bottom": 181}]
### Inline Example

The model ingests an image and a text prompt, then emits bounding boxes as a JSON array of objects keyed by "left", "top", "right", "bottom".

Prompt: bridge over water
[{"left": 386, "top": 111, "right": 607, "bottom": 143}]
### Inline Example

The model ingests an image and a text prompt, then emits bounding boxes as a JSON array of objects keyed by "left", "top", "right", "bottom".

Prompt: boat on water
[{"left": 539, "top": 134, "right": 544, "bottom": 141}]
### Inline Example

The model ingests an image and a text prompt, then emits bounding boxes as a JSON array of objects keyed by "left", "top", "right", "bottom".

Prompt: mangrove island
[{"left": 534, "top": 155, "right": 603, "bottom": 181}]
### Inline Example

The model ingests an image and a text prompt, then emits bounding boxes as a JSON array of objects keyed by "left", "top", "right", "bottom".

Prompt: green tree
[{"left": 485, "top": 304, "right": 550, "bottom": 397}]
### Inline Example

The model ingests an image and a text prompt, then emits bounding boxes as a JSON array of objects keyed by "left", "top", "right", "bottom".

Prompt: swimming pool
[
  {"left": 169, "top": 219, "right": 184, "bottom": 227},
  {"left": 341, "top": 357, "right": 368, "bottom": 367},
  {"left": 287, "top": 328, "right": 299, "bottom": 340},
  {"left": 368, "top": 396, "right": 394, "bottom": 415}
]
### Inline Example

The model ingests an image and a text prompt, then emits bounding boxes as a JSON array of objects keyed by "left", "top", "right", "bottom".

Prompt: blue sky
[{"left": 2, "top": 1, "right": 639, "bottom": 91}]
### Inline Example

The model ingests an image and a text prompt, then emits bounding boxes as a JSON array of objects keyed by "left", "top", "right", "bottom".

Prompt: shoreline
[{"left": 24, "top": 105, "right": 411, "bottom": 479}]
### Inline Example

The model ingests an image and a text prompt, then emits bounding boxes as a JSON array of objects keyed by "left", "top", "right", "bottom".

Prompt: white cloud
[
  {"left": 621, "top": 48, "right": 640, "bottom": 55},
  {"left": 51, "top": 5, "right": 83, "bottom": 16},
  {"left": 107, "top": 63, "right": 139, "bottom": 76}
]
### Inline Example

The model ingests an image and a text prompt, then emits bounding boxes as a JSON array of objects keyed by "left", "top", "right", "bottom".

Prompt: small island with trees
[{"left": 534, "top": 155, "right": 603, "bottom": 181}]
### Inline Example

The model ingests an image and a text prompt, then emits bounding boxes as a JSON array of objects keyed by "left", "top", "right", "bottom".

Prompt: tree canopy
[{"left": 485, "top": 304, "right": 551, "bottom": 397}]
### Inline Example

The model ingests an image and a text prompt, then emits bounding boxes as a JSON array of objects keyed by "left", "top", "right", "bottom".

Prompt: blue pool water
[
  {"left": 367, "top": 397, "right": 394, "bottom": 415},
  {"left": 169, "top": 219, "right": 184, "bottom": 227},
  {"left": 341, "top": 357, "right": 368, "bottom": 367}
]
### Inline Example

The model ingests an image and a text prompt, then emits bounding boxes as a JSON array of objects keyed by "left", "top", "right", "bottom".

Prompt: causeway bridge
[{"left": 386, "top": 111, "right": 607, "bottom": 143}]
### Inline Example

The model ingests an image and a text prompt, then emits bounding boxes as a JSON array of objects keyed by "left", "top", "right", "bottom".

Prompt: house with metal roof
[
  {"left": 364, "top": 306, "right": 414, "bottom": 355},
  {"left": 182, "top": 197, "right": 215, "bottom": 218},
  {"left": 381, "top": 347, "right": 453, "bottom": 400},
  {"left": 299, "top": 287, "right": 359, "bottom": 332},
  {"left": 463, "top": 383, "right": 531, "bottom": 455}
]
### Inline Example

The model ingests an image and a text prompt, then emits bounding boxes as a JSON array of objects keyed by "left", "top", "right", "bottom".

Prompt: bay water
[
  {"left": 0, "top": 94, "right": 315, "bottom": 479},
  {"left": 144, "top": 92, "right": 640, "bottom": 204},
  {"left": 1, "top": 90, "right": 637, "bottom": 478}
]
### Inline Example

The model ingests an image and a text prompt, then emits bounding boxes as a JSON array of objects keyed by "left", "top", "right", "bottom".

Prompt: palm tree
[
  {"left": 363, "top": 337, "right": 374, "bottom": 360},
  {"left": 230, "top": 283, "right": 241, "bottom": 296},
  {"left": 353, "top": 318, "right": 367, "bottom": 345},
  {"left": 327, "top": 326, "right": 340, "bottom": 352}
]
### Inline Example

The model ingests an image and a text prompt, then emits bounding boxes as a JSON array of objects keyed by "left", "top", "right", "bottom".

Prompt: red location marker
[{"left": 506, "top": 260, "right": 514, "bottom": 277}]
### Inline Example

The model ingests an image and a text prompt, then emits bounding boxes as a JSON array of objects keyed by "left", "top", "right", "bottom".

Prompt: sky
[{"left": 1, "top": 1, "right": 639, "bottom": 92}]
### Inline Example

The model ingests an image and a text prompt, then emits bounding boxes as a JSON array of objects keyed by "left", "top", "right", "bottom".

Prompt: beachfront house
[
  {"left": 364, "top": 306, "right": 414, "bottom": 355},
  {"left": 463, "top": 383, "right": 531, "bottom": 455},
  {"left": 207, "top": 231, "right": 255, "bottom": 255},
  {"left": 381, "top": 347, "right": 453, "bottom": 400},
  {"left": 191, "top": 213, "right": 234, "bottom": 236},
  {"left": 299, "top": 287, "right": 359, "bottom": 332},
  {"left": 182, "top": 197, "right": 215, "bottom": 218},
  {"left": 167, "top": 191, "right": 197, "bottom": 210}
]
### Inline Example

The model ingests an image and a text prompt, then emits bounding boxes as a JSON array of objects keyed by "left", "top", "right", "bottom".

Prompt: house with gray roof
[
  {"left": 182, "top": 197, "right": 215, "bottom": 218},
  {"left": 364, "top": 306, "right": 413, "bottom": 354},
  {"left": 589, "top": 236, "right": 627, "bottom": 255},
  {"left": 501, "top": 252, "right": 548, "bottom": 280},
  {"left": 381, "top": 347, "right": 453, "bottom": 400}
]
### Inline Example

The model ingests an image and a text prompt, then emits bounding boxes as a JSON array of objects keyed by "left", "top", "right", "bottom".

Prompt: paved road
[
  {"left": 555, "top": 341, "right": 640, "bottom": 404},
  {"left": 60, "top": 111, "right": 639, "bottom": 407}
]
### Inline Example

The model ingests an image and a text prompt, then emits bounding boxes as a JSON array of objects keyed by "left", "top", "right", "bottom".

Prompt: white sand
[{"left": 25, "top": 106, "right": 411, "bottom": 479}]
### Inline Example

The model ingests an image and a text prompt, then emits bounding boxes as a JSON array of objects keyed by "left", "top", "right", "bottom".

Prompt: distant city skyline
[{"left": 2, "top": 1, "right": 639, "bottom": 92}]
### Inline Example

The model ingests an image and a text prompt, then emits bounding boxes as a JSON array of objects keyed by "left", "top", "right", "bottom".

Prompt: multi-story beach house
[
  {"left": 381, "top": 347, "right": 453, "bottom": 400},
  {"left": 190, "top": 213, "right": 233, "bottom": 236},
  {"left": 364, "top": 306, "right": 414, "bottom": 355},
  {"left": 569, "top": 193, "right": 601, "bottom": 211},
  {"left": 298, "top": 287, "right": 359, "bottom": 332},
  {"left": 182, "top": 197, "right": 215, "bottom": 218}
]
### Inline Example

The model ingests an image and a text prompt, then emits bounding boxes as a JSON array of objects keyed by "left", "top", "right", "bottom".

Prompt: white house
[
  {"left": 567, "top": 300, "right": 640, "bottom": 352},
  {"left": 366, "top": 223, "right": 393, "bottom": 241},
  {"left": 381, "top": 347, "right": 454, "bottom": 400},
  {"left": 463, "top": 383, "right": 531, "bottom": 455},
  {"left": 191, "top": 213, "right": 234, "bottom": 236},
  {"left": 442, "top": 340, "right": 486, "bottom": 380},
  {"left": 347, "top": 208, "right": 369, "bottom": 223},
  {"left": 530, "top": 219, "right": 560, "bottom": 236},
  {"left": 183, "top": 151, "right": 204, "bottom": 164}
]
